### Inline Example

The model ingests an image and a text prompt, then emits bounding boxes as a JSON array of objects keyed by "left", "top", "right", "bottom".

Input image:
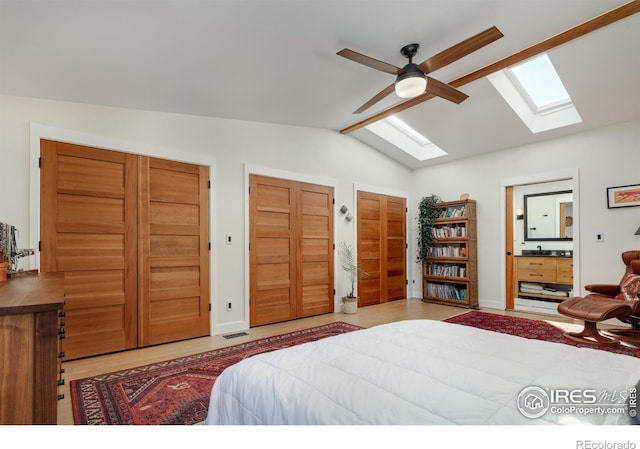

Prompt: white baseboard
[
  {"left": 213, "top": 320, "right": 249, "bottom": 336},
  {"left": 479, "top": 298, "right": 503, "bottom": 310}
]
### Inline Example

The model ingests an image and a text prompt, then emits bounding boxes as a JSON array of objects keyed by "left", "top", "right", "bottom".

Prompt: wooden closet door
[
  {"left": 249, "top": 175, "right": 334, "bottom": 326},
  {"left": 40, "top": 140, "right": 138, "bottom": 360},
  {"left": 298, "top": 182, "right": 334, "bottom": 317},
  {"left": 385, "top": 195, "right": 407, "bottom": 301},
  {"left": 357, "top": 191, "right": 406, "bottom": 306},
  {"left": 138, "top": 157, "right": 210, "bottom": 346},
  {"left": 249, "top": 175, "right": 297, "bottom": 326},
  {"left": 357, "top": 191, "right": 382, "bottom": 307}
]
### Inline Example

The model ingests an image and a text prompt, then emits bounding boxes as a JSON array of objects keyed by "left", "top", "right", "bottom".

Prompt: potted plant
[
  {"left": 416, "top": 194, "right": 442, "bottom": 264},
  {"left": 338, "top": 241, "right": 368, "bottom": 314}
]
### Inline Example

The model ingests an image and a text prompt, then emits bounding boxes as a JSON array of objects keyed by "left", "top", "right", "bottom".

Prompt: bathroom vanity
[{"left": 514, "top": 251, "right": 573, "bottom": 313}]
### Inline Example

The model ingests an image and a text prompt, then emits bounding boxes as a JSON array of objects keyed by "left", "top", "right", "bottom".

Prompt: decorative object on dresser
[
  {"left": 0, "top": 222, "right": 37, "bottom": 278},
  {"left": 0, "top": 273, "right": 65, "bottom": 424},
  {"left": 420, "top": 198, "right": 478, "bottom": 308}
]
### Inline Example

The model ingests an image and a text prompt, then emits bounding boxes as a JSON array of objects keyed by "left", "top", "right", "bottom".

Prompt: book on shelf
[
  {"left": 426, "top": 282, "right": 467, "bottom": 301},
  {"left": 427, "top": 244, "right": 467, "bottom": 258},
  {"left": 431, "top": 224, "right": 466, "bottom": 238},
  {"left": 437, "top": 205, "right": 466, "bottom": 219},
  {"left": 426, "top": 263, "right": 466, "bottom": 278}
]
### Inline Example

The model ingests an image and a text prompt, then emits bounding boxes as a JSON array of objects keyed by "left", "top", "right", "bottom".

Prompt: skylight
[
  {"left": 508, "top": 54, "right": 571, "bottom": 113},
  {"left": 487, "top": 52, "right": 582, "bottom": 133},
  {"left": 365, "top": 116, "right": 447, "bottom": 162}
]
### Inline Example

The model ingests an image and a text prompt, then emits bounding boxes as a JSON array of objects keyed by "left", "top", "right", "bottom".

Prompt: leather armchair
[
  {"left": 584, "top": 250, "right": 640, "bottom": 299},
  {"left": 590, "top": 254, "right": 640, "bottom": 339},
  {"left": 557, "top": 251, "right": 640, "bottom": 346}
]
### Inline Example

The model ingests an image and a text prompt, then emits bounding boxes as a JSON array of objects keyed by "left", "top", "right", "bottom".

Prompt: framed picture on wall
[{"left": 607, "top": 184, "right": 640, "bottom": 209}]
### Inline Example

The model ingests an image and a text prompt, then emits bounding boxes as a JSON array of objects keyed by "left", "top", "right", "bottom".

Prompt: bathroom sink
[{"left": 521, "top": 249, "right": 572, "bottom": 257}]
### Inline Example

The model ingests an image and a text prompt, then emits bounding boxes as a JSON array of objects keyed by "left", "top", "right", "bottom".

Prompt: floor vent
[{"left": 223, "top": 331, "right": 249, "bottom": 339}]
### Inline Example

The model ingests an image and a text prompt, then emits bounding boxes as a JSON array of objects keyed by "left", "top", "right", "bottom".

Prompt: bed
[{"left": 204, "top": 319, "right": 640, "bottom": 425}]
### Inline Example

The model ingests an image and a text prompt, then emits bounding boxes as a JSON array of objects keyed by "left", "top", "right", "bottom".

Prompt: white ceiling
[{"left": 1, "top": 1, "right": 638, "bottom": 169}]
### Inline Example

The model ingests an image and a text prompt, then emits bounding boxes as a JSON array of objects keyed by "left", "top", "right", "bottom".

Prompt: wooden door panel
[
  {"left": 57, "top": 195, "right": 125, "bottom": 226},
  {"left": 250, "top": 176, "right": 333, "bottom": 325},
  {"left": 299, "top": 183, "right": 334, "bottom": 317},
  {"left": 250, "top": 175, "right": 296, "bottom": 326},
  {"left": 138, "top": 157, "right": 210, "bottom": 347},
  {"left": 386, "top": 196, "right": 406, "bottom": 301},
  {"left": 42, "top": 141, "right": 211, "bottom": 358},
  {"left": 56, "top": 234, "right": 125, "bottom": 271},
  {"left": 357, "top": 192, "right": 382, "bottom": 305},
  {"left": 149, "top": 167, "right": 201, "bottom": 204},
  {"left": 357, "top": 192, "right": 406, "bottom": 305},
  {"left": 40, "top": 140, "right": 137, "bottom": 360},
  {"left": 63, "top": 307, "right": 129, "bottom": 359}
]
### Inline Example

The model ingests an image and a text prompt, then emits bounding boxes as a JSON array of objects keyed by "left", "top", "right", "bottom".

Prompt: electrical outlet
[
  {"left": 596, "top": 233, "right": 604, "bottom": 242},
  {"left": 226, "top": 301, "right": 232, "bottom": 311}
]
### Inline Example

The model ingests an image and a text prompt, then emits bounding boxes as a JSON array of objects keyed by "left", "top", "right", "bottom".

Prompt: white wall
[
  {"left": 0, "top": 95, "right": 412, "bottom": 334},
  {"left": 2, "top": 94, "right": 638, "bottom": 330},
  {"left": 410, "top": 119, "right": 640, "bottom": 308}
]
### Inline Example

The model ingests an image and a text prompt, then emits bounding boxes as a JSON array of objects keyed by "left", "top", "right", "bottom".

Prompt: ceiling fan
[{"left": 337, "top": 26, "right": 504, "bottom": 114}]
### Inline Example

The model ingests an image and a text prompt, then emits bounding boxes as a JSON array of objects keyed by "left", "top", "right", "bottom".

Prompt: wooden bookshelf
[{"left": 422, "top": 199, "right": 478, "bottom": 309}]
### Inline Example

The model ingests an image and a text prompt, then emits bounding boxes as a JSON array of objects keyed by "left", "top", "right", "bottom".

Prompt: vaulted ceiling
[{"left": 1, "top": 1, "right": 638, "bottom": 169}]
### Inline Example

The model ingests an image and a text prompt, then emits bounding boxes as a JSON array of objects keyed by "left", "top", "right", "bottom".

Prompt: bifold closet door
[
  {"left": 137, "top": 157, "right": 210, "bottom": 346},
  {"left": 385, "top": 195, "right": 407, "bottom": 301},
  {"left": 357, "top": 191, "right": 406, "bottom": 306},
  {"left": 41, "top": 141, "right": 211, "bottom": 360},
  {"left": 298, "top": 182, "right": 334, "bottom": 317},
  {"left": 249, "top": 175, "right": 334, "bottom": 326},
  {"left": 40, "top": 140, "right": 138, "bottom": 360}
]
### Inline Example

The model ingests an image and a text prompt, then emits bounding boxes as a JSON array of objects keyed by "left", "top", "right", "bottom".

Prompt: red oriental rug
[
  {"left": 444, "top": 311, "right": 640, "bottom": 358},
  {"left": 70, "top": 321, "right": 363, "bottom": 425}
]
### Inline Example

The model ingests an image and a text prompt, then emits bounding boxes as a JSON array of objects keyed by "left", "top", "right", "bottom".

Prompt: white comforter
[{"left": 205, "top": 319, "right": 640, "bottom": 425}]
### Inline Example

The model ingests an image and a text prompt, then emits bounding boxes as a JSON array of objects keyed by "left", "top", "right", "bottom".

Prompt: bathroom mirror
[{"left": 524, "top": 190, "right": 573, "bottom": 241}]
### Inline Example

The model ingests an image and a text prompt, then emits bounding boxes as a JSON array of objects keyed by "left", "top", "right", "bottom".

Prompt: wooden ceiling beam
[{"left": 339, "top": 0, "right": 640, "bottom": 135}]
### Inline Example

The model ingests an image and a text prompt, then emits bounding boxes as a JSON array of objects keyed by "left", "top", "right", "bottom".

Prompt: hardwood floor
[{"left": 56, "top": 298, "right": 580, "bottom": 424}]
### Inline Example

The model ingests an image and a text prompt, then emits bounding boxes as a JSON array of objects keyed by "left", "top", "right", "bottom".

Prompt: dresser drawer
[
  {"left": 517, "top": 267, "right": 557, "bottom": 282},
  {"left": 556, "top": 258, "right": 573, "bottom": 284},
  {"left": 517, "top": 257, "right": 556, "bottom": 282}
]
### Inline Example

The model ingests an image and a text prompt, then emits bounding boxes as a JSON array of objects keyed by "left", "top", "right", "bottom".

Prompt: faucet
[{"left": 537, "top": 245, "right": 542, "bottom": 252}]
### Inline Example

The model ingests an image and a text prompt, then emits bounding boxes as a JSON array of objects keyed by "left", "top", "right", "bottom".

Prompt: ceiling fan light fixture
[{"left": 395, "top": 66, "right": 426, "bottom": 98}]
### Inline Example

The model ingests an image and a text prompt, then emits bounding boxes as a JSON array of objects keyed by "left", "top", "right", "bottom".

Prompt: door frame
[
  {"left": 353, "top": 183, "right": 410, "bottom": 301},
  {"left": 244, "top": 164, "right": 338, "bottom": 329},
  {"left": 28, "top": 123, "right": 217, "bottom": 332},
  {"left": 499, "top": 168, "right": 580, "bottom": 311}
]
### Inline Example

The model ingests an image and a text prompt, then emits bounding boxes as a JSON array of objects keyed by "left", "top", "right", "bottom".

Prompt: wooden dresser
[{"left": 0, "top": 273, "right": 64, "bottom": 424}]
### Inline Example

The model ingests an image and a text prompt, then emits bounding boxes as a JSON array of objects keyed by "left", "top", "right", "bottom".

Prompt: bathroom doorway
[{"left": 501, "top": 170, "right": 580, "bottom": 312}]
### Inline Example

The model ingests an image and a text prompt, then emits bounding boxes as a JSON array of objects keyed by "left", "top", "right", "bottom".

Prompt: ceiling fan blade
[
  {"left": 337, "top": 48, "right": 402, "bottom": 75},
  {"left": 341, "top": 2, "right": 639, "bottom": 135},
  {"left": 417, "top": 26, "right": 504, "bottom": 74},
  {"left": 425, "top": 77, "right": 468, "bottom": 104},
  {"left": 353, "top": 83, "right": 396, "bottom": 114}
]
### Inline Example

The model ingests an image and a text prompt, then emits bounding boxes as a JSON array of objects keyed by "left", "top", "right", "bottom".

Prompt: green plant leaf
[{"left": 416, "top": 194, "right": 442, "bottom": 264}]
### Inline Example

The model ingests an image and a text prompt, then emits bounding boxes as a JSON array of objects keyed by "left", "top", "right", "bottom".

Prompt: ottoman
[{"left": 557, "top": 296, "right": 631, "bottom": 346}]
